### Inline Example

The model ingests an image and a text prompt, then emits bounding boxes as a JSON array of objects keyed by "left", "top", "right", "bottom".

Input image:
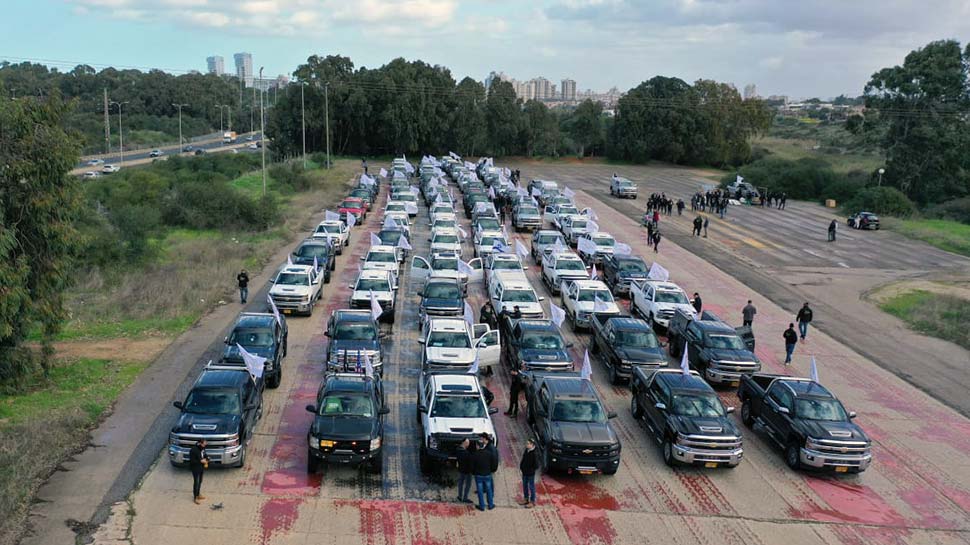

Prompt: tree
[
  {"left": 568, "top": 99, "right": 603, "bottom": 157},
  {"left": 0, "top": 90, "right": 83, "bottom": 380},
  {"left": 449, "top": 77, "right": 487, "bottom": 156},
  {"left": 521, "top": 100, "right": 559, "bottom": 156},
  {"left": 864, "top": 40, "right": 970, "bottom": 205},
  {"left": 485, "top": 80, "right": 521, "bottom": 156}
]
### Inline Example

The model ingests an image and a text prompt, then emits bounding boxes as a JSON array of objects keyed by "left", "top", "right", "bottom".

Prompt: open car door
[
  {"left": 467, "top": 258, "right": 484, "bottom": 283},
  {"left": 410, "top": 256, "right": 430, "bottom": 285},
  {"left": 475, "top": 329, "right": 501, "bottom": 369}
]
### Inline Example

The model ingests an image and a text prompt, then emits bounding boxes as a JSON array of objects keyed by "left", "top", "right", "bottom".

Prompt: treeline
[
  {"left": 0, "top": 61, "right": 252, "bottom": 153},
  {"left": 266, "top": 55, "right": 772, "bottom": 167}
]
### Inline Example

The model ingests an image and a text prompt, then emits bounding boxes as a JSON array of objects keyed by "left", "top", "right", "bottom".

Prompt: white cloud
[{"left": 759, "top": 56, "right": 783, "bottom": 70}]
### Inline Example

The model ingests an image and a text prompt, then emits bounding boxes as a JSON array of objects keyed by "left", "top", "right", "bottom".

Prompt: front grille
[
  {"left": 680, "top": 435, "right": 743, "bottom": 451},
  {"left": 171, "top": 432, "right": 237, "bottom": 449},
  {"left": 658, "top": 309, "right": 675, "bottom": 319},
  {"left": 424, "top": 307, "right": 461, "bottom": 316},
  {"left": 432, "top": 433, "right": 478, "bottom": 456},
  {"left": 812, "top": 439, "right": 869, "bottom": 456},
  {"left": 330, "top": 350, "right": 382, "bottom": 368},
  {"left": 319, "top": 439, "right": 370, "bottom": 455},
  {"left": 559, "top": 443, "right": 617, "bottom": 458},
  {"left": 272, "top": 294, "right": 305, "bottom": 304},
  {"left": 712, "top": 361, "right": 759, "bottom": 373}
]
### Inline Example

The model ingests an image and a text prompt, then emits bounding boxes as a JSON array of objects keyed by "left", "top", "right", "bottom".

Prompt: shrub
[
  {"left": 269, "top": 162, "right": 312, "bottom": 192},
  {"left": 925, "top": 197, "right": 970, "bottom": 224},
  {"left": 844, "top": 187, "right": 916, "bottom": 216},
  {"left": 820, "top": 178, "right": 865, "bottom": 205}
]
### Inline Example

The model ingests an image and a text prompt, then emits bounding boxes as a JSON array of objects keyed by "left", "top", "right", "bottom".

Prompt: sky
[{"left": 3, "top": 0, "right": 970, "bottom": 98}]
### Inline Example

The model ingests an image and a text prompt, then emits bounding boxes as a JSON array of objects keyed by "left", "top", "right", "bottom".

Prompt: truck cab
[
  {"left": 418, "top": 277, "right": 465, "bottom": 323},
  {"left": 631, "top": 368, "right": 743, "bottom": 468},
  {"left": 489, "top": 272, "right": 546, "bottom": 320},
  {"left": 306, "top": 372, "right": 389, "bottom": 474},
  {"left": 738, "top": 374, "right": 872, "bottom": 473},
  {"left": 667, "top": 310, "right": 760, "bottom": 386},
  {"left": 483, "top": 253, "right": 528, "bottom": 292},
  {"left": 601, "top": 254, "right": 649, "bottom": 296},
  {"left": 560, "top": 214, "right": 591, "bottom": 245},
  {"left": 325, "top": 310, "right": 384, "bottom": 374},
  {"left": 631, "top": 279, "right": 695, "bottom": 330},
  {"left": 362, "top": 245, "right": 401, "bottom": 275},
  {"left": 502, "top": 319, "right": 574, "bottom": 372},
  {"left": 541, "top": 251, "right": 590, "bottom": 295},
  {"left": 531, "top": 230, "right": 567, "bottom": 263},
  {"left": 590, "top": 315, "right": 665, "bottom": 384},
  {"left": 269, "top": 264, "right": 324, "bottom": 316},
  {"left": 169, "top": 364, "right": 263, "bottom": 468},
  {"left": 576, "top": 232, "right": 616, "bottom": 265},
  {"left": 524, "top": 372, "right": 621, "bottom": 475},
  {"left": 221, "top": 312, "right": 288, "bottom": 389},
  {"left": 430, "top": 227, "right": 463, "bottom": 257},
  {"left": 560, "top": 279, "right": 621, "bottom": 331},
  {"left": 419, "top": 318, "right": 500, "bottom": 371},
  {"left": 312, "top": 220, "right": 350, "bottom": 252},
  {"left": 473, "top": 230, "right": 509, "bottom": 258},
  {"left": 513, "top": 204, "right": 542, "bottom": 232},
  {"left": 417, "top": 372, "right": 498, "bottom": 474},
  {"left": 349, "top": 270, "right": 398, "bottom": 323}
]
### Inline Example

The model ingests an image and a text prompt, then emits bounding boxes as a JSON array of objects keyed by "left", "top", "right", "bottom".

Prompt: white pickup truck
[
  {"left": 269, "top": 264, "right": 324, "bottom": 316},
  {"left": 417, "top": 371, "right": 498, "bottom": 474},
  {"left": 560, "top": 279, "right": 621, "bottom": 330},
  {"left": 350, "top": 270, "right": 398, "bottom": 323},
  {"left": 312, "top": 220, "right": 350, "bottom": 253},
  {"left": 631, "top": 279, "right": 696, "bottom": 330},
  {"left": 541, "top": 251, "right": 590, "bottom": 295},
  {"left": 419, "top": 319, "right": 500, "bottom": 371}
]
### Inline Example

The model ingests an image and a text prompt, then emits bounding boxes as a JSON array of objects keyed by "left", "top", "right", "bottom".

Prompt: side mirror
[
  {"left": 659, "top": 341, "right": 668, "bottom": 348},
  {"left": 654, "top": 402, "right": 667, "bottom": 411},
  {"left": 360, "top": 256, "right": 365, "bottom": 260},
  {"left": 305, "top": 404, "right": 317, "bottom": 413},
  {"left": 417, "top": 404, "right": 427, "bottom": 413},
  {"left": 725, "top": 406, "right": 736, "bottom": 414},
  {"left": 538, "top": 296, "right": 545, "bottom": 301},
  {"left": 565, "top": 342, "right": 574, "bottom": 348},
  {"left": 324, "top": 331, "right": 331, "bottom": 337},
  {"left": 349, "top": 284, "right": 356, "bottom": 289},
  {"left": 223, "top": 336, "right": 229, "bottom": 344},
  {"left": 488, "top": 406, "right": 499, "bottom": 415},
  {"left": 607, "top": 411, "right": 618, "bottom": 419},
  {"left": 246, "top": 402, "right": 258, "bottom": 410},
  {"left": 848, "top": 411, "right": 857, "bottom": 419},
  {"left": 778, "top": 407, "right": 790, "bottom": 415},
  {"left": 417, "top": 338, "right": 426, "bottom": 344},
  {"left": 379, "top": 407, "right": 391, "bottom": 415},
  {"left": 173, "top": 401, "right": 184, "bottom": 409}
]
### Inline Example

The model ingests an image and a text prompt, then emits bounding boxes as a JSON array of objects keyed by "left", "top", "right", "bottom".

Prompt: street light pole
[
  {"left": 217, "top": 104, "right": 225, "bottom": 134},
  {"left": 172, "top": 103, "right": 188, "bottom": 153},
  {"left": 301, "top": 82, "right": 307, "bottom": 170},
  {"left": 878, "top": 168, "right": 885, "bottom": 187},
  {"left": 259, "top": 67, "right": 266, "bottom": 196},
  {"left": 110, "top": 101, "right": 129, "bottom": 166}
]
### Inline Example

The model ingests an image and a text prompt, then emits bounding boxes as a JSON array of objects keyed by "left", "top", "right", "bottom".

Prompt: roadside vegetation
[
  {"left": 879, "top": 290, "right": 970, "bottom": 350},
  {"left": 882, "top": 217, "right": 970, "bottom": 258}
]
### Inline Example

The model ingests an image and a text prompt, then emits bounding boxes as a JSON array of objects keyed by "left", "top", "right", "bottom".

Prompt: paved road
[
  {"left": 88, "top": 165, "right": 970, "bottom": 545},
  {"left": 507, "top": 161, "right": 970, "bottom": 417},
  {"left": 77, "top": 131, "right": 262, "bottom": 170}
]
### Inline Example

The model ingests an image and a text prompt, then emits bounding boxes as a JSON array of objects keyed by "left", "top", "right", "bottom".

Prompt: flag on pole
[
  {"left": 680, "top": 343, "right": 690, "bottom": 377},
  {"left": 550, "top": 303, "right": 566, "bottom": 328},
  {"left": 370, "top": 232, "right": 382, "bottom": 246},
  {"left": 267, "top": 295, "right": 282, "bottom": 326},
  {"left": 457, "top": 225, "right": 468, "bottom": 239},
  {"left": 464, "top": 302, "right": 474, "bottom": 326},
  {"left": 590, "top": 263, "right": 599, "bottom": 280},
  {"left": 515, "top": 240, "right": 529, "bottom": 259},
  {"left": 313, "top": 256, "right": 320, "bottom": 276},
  {"left": 363, "top": 352, "right": 374, "bottom": 378},
  {"left": 346, "top": 212, "right": 357, "bottom": 228},
  {"left": 736, "top": 175, "right": 744, "bottom": 184},
  {"left": 580, "top": 349, "right": 592, "bottom": 380},
  {"left": 614, "top": 242, "right": 632, "bottom": 255},
  {"left": 369, "top": 290, "right": 383, "bottom": 321},
  {"left": 458, "top": 259, "right": 474, "bottom": 276},
  {"left": 583, "top": 207, "right": 599, "bottom": 220},
  {"left": 810, "top": 355, "right": 819, "bottom": 382},
  {"left": 380, "top": 167, "right": 388, "bottom": 178},
  {"left": 286, "top": 254, "right": 293, "bottom": 266},
  {"left": 563, "top": 187, "right": 576, "bottom": 199},
  {"left": 237, "top": 344, "right": 266, "bottom": 381},
  {"left": 587, "top": 220, "right": 600, "bottom": 234},
  {"left": 355, "top": 351, "right": 363, "bottom": 373},
  {"left": 553, "top": 238, "right": 567, "bottom": 254},
  {"left": 383, "top": 216, "right": 396, "bottom": 229},
  {"left": 397, "top": 235, "right": 412, "bottom": 251},
  {"left": 325, "top": 210, "right": 340, "bottom": 222},
  {"left": 593, "top": 294, "right": 611, "bottom": 313},
  {"left": 648, "top": 262, "right": 669, "bottom": 282}
]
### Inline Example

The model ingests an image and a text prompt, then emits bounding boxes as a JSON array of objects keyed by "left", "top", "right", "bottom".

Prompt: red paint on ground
[
  {"left": 542, "top": 475, "right": 619, "bottom": 545},
  {"left": 792, "top": 475, "right": 907, "bottom": 526},
  {"left": 258, "top": 497, "right": 303, "bottom": 544}
]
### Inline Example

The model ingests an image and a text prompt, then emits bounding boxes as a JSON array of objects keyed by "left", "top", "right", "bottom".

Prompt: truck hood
[
  {"left": 709, "top": 348, "right": 759, "bottom": 363},
  {"left": 551, "top": 421, "right": 618, "bottom": 445},
  {"left": 271, "top": 284, "right": 311, "bottom": 296},
  {"left": 657, "top": 302, "right": 695, "bottom": 315},
  {"left": 619, "top": 271, "right": 648, "bottom": 281},
  {"left": 498, "top": 301, "right": 544, "bottom": 316},
  {"left": 615, "top": 346, "right": 666, "bottom": 365},
  {"left": 330, "top": 340, "right": 380, "bottom": 353},
  {"left": 555, "top": 271, "right": 590, "bottom": 282},
  {"left": 574, "top": 302, "right": 621, "bottom": 314},
  {"left": 797, "top": 420, "right": 869, "bottom": 443},
  {"left": 425, "top": 347, "right": 476, "bottom": 365},
  {"left": 352, "top": 290, "right": 393, "bottom": 303},
  {"left": 174, "top": 413, "right": 240, "bottom": 436},
  {"left": 310, "top": 415, "right": 378, "bottom": 441},
  {"left": 422, "top": 297, "right": 462, "bottom": 311},
  {"left": 363, "top": 263, "right": 398, "bottom": 272},
  {"left": 428, "top": 417, "right": 495, "bottom": 436},
  {"left": 670, "top": 415, "right": 740, "bottom": 438},
  {"left": 222, "top": 344, "right": 274, "bottom": 363},
  {"left": 519, "top": 348, "right": 571, "bottom": 365}
]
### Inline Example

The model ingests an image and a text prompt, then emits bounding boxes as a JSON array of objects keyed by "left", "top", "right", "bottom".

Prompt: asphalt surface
[
  {"left": 77, "top": 131, "right": 262, "bottom": 170},
  {"left": 84, "top": 165, "right": 970, "bottom": 545}
]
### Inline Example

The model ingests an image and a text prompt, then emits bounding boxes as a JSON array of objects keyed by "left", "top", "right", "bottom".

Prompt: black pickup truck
[
  {"left": 667, "top": 309, "right": 760, "bottom": 387},
  {"left": 306, "top": 372, "right": 389, "bottom": 474},
  {"left": 169, "top": 364, "right": 263, "bottom": 468},
  {"left": 590, "top": 314, "right": 666, "bottom": 384},
  {"left": 221, "top": 312, "right": 288, "bottom": 389},
  {"left": 523, "top": 372, "right": 621, "bottom": 475},
  {"left": 630, "top": 368, "right": 743, "bottom": 468},
  {"left": 500, "top": 318, "right": 574, "bottom": 372},
  {"left": 325, "top": 310, "right": 384, "bottom": 374},
  {"left": 738, "top": 374, "right": 872, "bottom": 473}
]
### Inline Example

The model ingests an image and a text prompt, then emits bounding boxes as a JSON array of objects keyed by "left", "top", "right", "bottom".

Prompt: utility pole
[
  {"left": 325, "top": 81, "right": 331, "bottom": 169},
  {"left": 103, "top": 88, "right": 110, "bottom": 155},
  {"left": 251, "top": 85, "right": 256, "bottom": 134},
  {"left": 217, "top": 104, "right": 225, "bottom": 134},
  {"left": 110, "top": 101, "right": 129, "bottom": 165},
  {"left": 301, "top": 83, "right": 307, "bottom": 170},
  {"left": 227, "top": 105, "right": 232, "bottom": 132},
  {"left": 259, "top": 67, "right": 266, "bottom": 196},
  {"left": 172, "top": 103, "right": 188, "bottom": 152}
]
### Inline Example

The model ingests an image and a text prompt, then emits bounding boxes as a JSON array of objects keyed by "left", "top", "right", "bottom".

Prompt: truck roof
[
  {"left": 357, "top": 269, "right": 393, "bottom": 281},
  {"left": 427, "top": 318, "right": 470, "bottom": 333},
  {"left": 324, "top": 373, "right": 376, "bottom": 393},
  {"left": 332, "top": 309, "right": 375, "bottom": 323},
  {"left": 196, "top": 368, "right": 250, "bottom": 389},
  {"left": 234, "top": 313, "right": 276, "bottom": 329},
  {"left": 655, "top": 370, "right": 711, "bottom": 392},
  {"left": 777, "top": 377, "right": 835, "bottom": 399},
  {"left": 279, "top": 265, "right": 314, "bottom": 275},
  {"left": 428, "top": 372, "right": 481, "bottom": 392},
  {"left": 541, "top": 374, "right": 598, "bottom": 400},
  {"left": 515, "top": 319, "right": 558, "bottom": 331},
  {"left": 600, "top": 316, "right": 650, "bottom": 331},
  {"left": 567, "top": 279, "right": 610, "bottom": 290}
]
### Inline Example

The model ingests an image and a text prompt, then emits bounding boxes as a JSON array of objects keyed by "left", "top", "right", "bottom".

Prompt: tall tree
[
  {"left": 449, "top": 77, "right": 487, "bottom": 156},
  {"left": 568, "top": 99, "right": 603, "bottom": 157},
  {"left": 0, "top": 90, "right": 83, "bottom": 380},
  {"left": 485, "top": 80, "right": 521, "bottom": 156}
]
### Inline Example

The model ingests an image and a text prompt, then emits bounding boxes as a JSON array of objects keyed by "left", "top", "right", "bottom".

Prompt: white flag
[
  {"left": 346, "top": 212, "right": 357, "bottom": 228},
  {"left": 736, "top": 175, "right": 744, "bottom": 184},
  {"left": 380, "top": 167, "right": 388, "bottom": 178},
  {"left": 313, "top": 256, "right": 319, "bottom": 276},
  {"left": 590, "top": 263, "right": 599, "bottom": 280},
  {"left": 583, "top": 207, "right": 599, "bottom": 220},
  {"left": 503, "top": 167, "right": 511, "bottom": 177},
  {"left": 810, "top": 356, "right": 819, "bottom": 382},
  {"left": 531, "top": 187, "right": 541, "bottom": 197},
  {"left": 593, "top": 294, "right": 611, "bottom": 313},
  {"left": 587, "top": 220, "right": 600, "bottom": 234},
  {"left": 325, "top": 210, "right": 340, "bottom": 222},
  {"left": 488, "top": 187, "right": 496, "bottom": 199},
  {"left": 457, "top": 226, "right": 468, "bottom": 239},
  {"left": 237, "top": 344, "right": 266, "bottom": 381},
  {"left": 369, "top": 290, "right": 383, "bottom": 321},
  {"left": 515, "top": 240, "right": 529, "bottom": 259},
  {"left": 550, "top": 303, "right": 566, "bottom": 328},
  {"left": 287, "top": 254, "right": 293, "bottom": 265},
  {"left": 383, "top": 216, "right": 396, "bottom": 230},
  {"left": 267, "top": 294, "right": 282, "bottom": 326},
  {"left": 360, "top": 174, "right": 376, "bottom": 186},
  {"left": 410, "top": 185, "right": 420, "bottom": 195},
  {"left": 458, "top": 259, "right": 474, "bottom": 276},
  {"left": 552, "top": 238, "right": 567, "bottom": 254},
  {"left": 577, "top": 236, "right": 597, "bottom": 256},
  {"left": 363, "top": 352, "right": 375, "bottom": 378},
  {"left": 370, "top": 232, "right": 382, "bottom": 246},
  {"left": 614, "top": 242, "right": 632, "bottom": 255},
  {"left": 397, "top": 235, "right": 412, "bottom": 251},
  {"left": 469, "top": 352, "right": 480, "bottom": 375},
  {"left": 647, "top": 262, "right": 669, "bottom": 282},
  {"left": 405, "top": 203, "right": 419, "bottom": 215},
  {"left": 580, "top": 349, "right": 592, "bottom": 380},
  {"left": 464, "top": 302, "right": 474, "bottom": 326},
  {"left": 563, "top": 187, "right": 576, "bottom": 199},
  {"left": 680, "top": 343, "right": 690, "bottom": 377}
]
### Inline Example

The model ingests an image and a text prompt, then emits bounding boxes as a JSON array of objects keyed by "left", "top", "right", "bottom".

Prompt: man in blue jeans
[
  {"left": 455, "top": 439, "right": 475, "bottom": 504},
  {"left": 236, "top": 269, "right": 249, "bottom": 304},
  {"left": 471, "top": 433, "right": 498, "bottom": 511},
  {"left": 784, "top": 323, "right": 798, "bottom": 364},
  {"left": 796, "top": 302, "right": 813, "bottom": 340},
  {"left": 518, "top": 439, "right": 538, "bottom": 508}
]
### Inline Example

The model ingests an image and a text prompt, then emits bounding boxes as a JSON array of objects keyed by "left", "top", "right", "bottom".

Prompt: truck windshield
[
  {"left": 334, "top": 323, "right": 378, "bottom": 340},
  {"left": 480, "top": 236, "right": 506, "bottom": 246},
  {"left": 386, "top": 204, "right": 406, "bottom": 212},
  {"left": 578, "top": 290, "right": 613, "bottom": 302},
  {"left": 519, "top": 207, "right": 538, "bottom": 215},
  {"left": 520, "top": 332, "right": 564, "bottom": 350},
  {"left": 537, "top": 234, "right": 561, "bottom": 244},
  {"left": 317, "top": 224, "right": 342, "bottom": 234},
  {"left": 356, "top": 279, "right": 389, "bottom": 291},
  {"left": 615, "top": 330, "right": 658, "bottom": 348},
  {"left": 434, "top": 220, "right": 457, "bottom": 229},
  {"left": 380, "top": 231, "right": 403, "bottom": 244},
  {"left": 296, "top": 245, "right": 329, "bottom": 258},
  {"left": 431, "top": 395, "right": 485, "bottom": 418},
  {"left": 492, "top": 260, "right": 520, "bottom": 270},
  {"left": 367, "top": 252, "right": 396, "bottom": 263},
  {"left": 476, "top": 219, "right": 500, "bottom": 230},
  {"left": 425, "top": 283, "right": 461, "bottom": 299},
  {"left": 557, "top": 260, "right": 586, "bottom": 271},
  {"left": 656, "top": 291, "right": 688, "bottom": 304},
  {"left": 795, "top": 398, "right": 848, "bottom": 421},
  {"left": 276, "top": 273, "right": 308, "bottom": 285},
  {"left": 434, "top": 259, "right": 459, "bottom": 271},
  {"left": 318, "top": 394, "right": 374, "bottom": 417},
  {"left": 502, "top": 290, "right": 537, "bottom": 303},
  {"left": 569, "top": 220, "right": 588, "bottom": 229},
  {"left": 619, "top": 261, "right": 647, "bottom": 272},
  {"left": 594, "top": 238, "right": 615, "bottom": 247},
  {"left": 427, "top": 331, "right": 471, "bottom": 348},
  {"left": 559, "top": 207, "right": 578, "bottom": 215},
  {"left": 229, "top": 329, "right": 273, "bottom": 347},
  {"left": 340, "top": 200, "right": 360, "bottom": 208},
  {"left": 552, "top": 400, "right": 606, "bottom": 423},
  {"left": 706, "top": 334, "right": 747, "bottom": 350},
  {"left": 671, "top": 393, "right": 725, "bottom": 417},
  {"left": 183, "top": 389, "right": 240, "bottom": 415},
  {"left": 434, "top": 234, "right": 459, "bottom": 244}
]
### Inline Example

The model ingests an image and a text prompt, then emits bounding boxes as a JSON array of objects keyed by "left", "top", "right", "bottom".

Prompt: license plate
[
  {"left": 578, "top": 469, "right": 595, "bottom": 475},
  {"left": 704, "top": 462, "right": 718, "bottom": 468},
  {"left": 320, "top": 440, "right": 334, "bottom": 448},
  {"left": 835, "top": 466, "right": 848, "bottom": 473},
  {"left": 730, "top": 381, "right": 739, "bottom": 388},
  {"left": 283, "top": 309, "right": 292, "bottom": 314}
]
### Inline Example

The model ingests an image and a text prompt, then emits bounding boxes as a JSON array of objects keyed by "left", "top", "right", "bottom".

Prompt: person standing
[
  {"left": 828, "top": 219, "right": 837, "bottom": 242},
  {"left": 651, "top": 231, "right": 661, "bottom": 253},
  {"left": 646, "top": 220, "right": 655, "bottom": 241},
  {"left": 676, "top": 199, "right": 685, "bottom": 215},
  {"left": 506, "top": 368, "right": 523, "bottom": 418},
  {"left": 703, "top": 217, "right": 709, "bottom": 238},
  {"left": 189, "top": 439, "right": 209, "bottom": 504},
  {"left": 518, "top": 439, "right": 539, "bottom": 508},
  {"left": 692, "top": 216, "right": 703, "bottom": 236},
  {"left": 692, "top": 292, "right": 703, "bottom": 314},
  {"left": 796, "top": 302, "right": 813, "bottom": 340},
  {"left": 237, "top": 269, "right": 250, "bottom": 304},
  {"left": 362, "top": 157, "right": 368, "bottom": 175},
  {"left": 456, "top": 439, "right": 475, "bottom": 504},
  {"left": 472, "top": 434, "right": 498, "bottom": 511},
  {"left": 783, "top": 323, "right": 798, "bottom": 364},
  {"left": 742, "top": 300, "right": 757, "bottom": 327}
]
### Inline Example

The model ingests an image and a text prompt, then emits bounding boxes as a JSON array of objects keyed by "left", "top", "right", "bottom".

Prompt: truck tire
[
  {"left": 237, "top": 444, "right": 247, "bottom": 468},
  {"left": 785, "top": 442, "right": 802, "bottom": 470},
  {"left": 662, "top": 438, "right": 677, "bottom": 467},
  {"left": 668, "top": 336, "right": 679, "bottom": 357},
  {"left": 740, "top": 400, "right": 754, "bottom": 427},
  {"left": 368, "top": 452, "right": 383, "bottom": 474},
  {"left": 608, "top": 363, "right": 619, "bottom": 385},
  {"left": 307, "top": 451, "right": 319, "bottom": 473},
  {"left": 419, "top": 447, "right": 432, "bottom": 474},
  {"left": 603, "top": 465, "right": 618, "bottom": 476},
  {"left": 630, "top": 394, "right": 643, "bottom": 419}
]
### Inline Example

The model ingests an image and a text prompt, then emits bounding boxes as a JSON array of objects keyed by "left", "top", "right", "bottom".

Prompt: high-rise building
[
  {"left": 485, "top": 71, "right": 507, "bottom": 91},
  {"left": 206, "top": 56, "right": 224, "bottom": 76},
  {"left": 561, "top": 78, "right": 577, "bottom": 101},
  {"left": 743, "top": 84, "right": 757, "bottom": 100},
  {"left": 234, "top": 52, "right": 254, "bottom": 88},
  {"left": 532, "top": 77, "right": 552, "bottom": 100}
]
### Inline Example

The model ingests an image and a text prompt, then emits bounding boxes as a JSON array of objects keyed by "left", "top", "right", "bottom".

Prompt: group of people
[
  {"left": 645, "top": 192, "right": 675, "bottom": 216},
  {"left": 761, "top": 191, "right": 788, "bottom": 209},
  {"left": 691, "top": 190, "right": 730, "bottom": 219},
  {"left": 691, "top": 215, "right": 710, "bottom": 238}
]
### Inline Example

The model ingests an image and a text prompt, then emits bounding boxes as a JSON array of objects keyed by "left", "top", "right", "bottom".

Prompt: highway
[
  {"left": 62, "top": 162, "right": 970, "bottom": 545},
  {"left": 75, "top": 131, "right": 262, "bottom": 173}
]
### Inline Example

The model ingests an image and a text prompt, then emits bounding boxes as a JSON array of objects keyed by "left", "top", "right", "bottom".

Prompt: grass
[
  {"left": 879, "top": 290, "right": 970, "bottom": 350},
  {"left": 883, "top": 218, "right": 970, "bottom": 258},
  {"left": 752, "top": 135, "right": 885, "bottom": 174},
  {"left": 0, "top": 358, "right": 147, "bottom": 545},
  {"left": 50, "top": 315, "right": 199, "bottom": 342}
]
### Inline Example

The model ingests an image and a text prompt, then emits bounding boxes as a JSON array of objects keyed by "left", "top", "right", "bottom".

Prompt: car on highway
[
  {"left": 848, "top": 211, "right": 880, "bottom": 230},
  {"left": 194, "top": 149, "right": 206, "bottom": 156},
  {"left": 609, "top": 175, "right": 638, "bottom": 198},
  {"left": 601, "top": 254, "right": 649, "bottom": 296},
  {"left": 630, "top": 368, "right": 743, "bottom": 468},
  {"left": 268, "top": 264, "right": 324, "bottom": 316},
  {"left": 631, "top": 279, "right": 695, "bottom": 330},
  {"left": 560, "top": 278, "right": 621, "bottom": 330},
  {"left": 523, "top": 372, "right": 621, "bottom": 475},
  {"left": 102, "top": 164, "right": 120, "bottom": 174},
  {"left": 221, "top": 312, "right": 288, "bottom": 389},
  {"left": 531, "top": 230, "right": 567, "bottom": 263},
  {"left": 83, "top": 171, "right": 99, "bottom": 178},
  {"left": 349, "top": 188, "right": 374, "bottom": 209},
  {"left": 169, "top": 363, "right": 262, "bottom": 468},
  {"left": 306, "top": 372, "right": 388, "bottom": 474},
  {"left": 311, "top": 220, "right": 350, "bottom": 252},
  {"left": 87, "top": 158, "right": 104, "bottom": 166},
  {"left": 501, "top": 319, "right": 574, "bottom": 372},
  {"left": 362, "top": 245, "right": 401, "bottom": 275},
  {"left": 417, "top": 371, "right": 498, "bottom": 473},
  {"left": 738, "top": 373, "right": 872, "bottom": 473},
  {"left": 418, "top": 277, "right": 465, "bottom": 323},
  {"left": 419, "top": 319, "right": 500, "bottom": 371},
  {"left": 325, "top": 310, "right": 383, "bottom": 374},
  {"left": 541, "top": 251, "right": 590, "bottom": 295},
  {"left": 149, "top": 149, "right": 163, "bottom": 158},
  {"left": 291, "top": 238, "right": 335, "bottom": 283},
  {"left": 183, "top": 145, "right": 195, "bottom": 152},
  {"left": 590, "top": 315, "right": 666, "bottom": 383},
  {"left": 667, "top": 310, "right": 760, "bottom": 387}
]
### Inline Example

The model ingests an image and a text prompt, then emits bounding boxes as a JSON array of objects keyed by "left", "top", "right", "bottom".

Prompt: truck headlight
[
  {"left": 308, "top": 436, "right": 319, "bottom": 449},
  {"left": 370, "top": 437, "right": 382, "bottom": 450},
  {"left": 805, "top": 437, "right": 823, "bottom": 450},
  {"left": 302, "top": 294, "right": 311, "bottom": 303},
  {"left": 675, "top": 433, "right": 689, "bottom": 445},
  {"left": 428, "top": 436, "right": 438, "bottom": 450},
  {"left": 226, "top": 435, "right": 240, "bottom": 447}
]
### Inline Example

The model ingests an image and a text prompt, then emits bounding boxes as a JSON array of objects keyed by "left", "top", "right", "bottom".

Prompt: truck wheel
[
  {"left": 740, "top": 400, "right": 753, "bottom": 427},
  {"left": 368, "top": 452, "right": 383, "bottom": 474},
  {"left": 307, "top": 452, "right": 319, "bottom": 473},
  {"left": 237, "top": 444, "right": 247, "bottom": 468},
  {"left": 608, "top": 364, "right": 619, "bottom": 385},
  {"left": 267, "top": 371, "right": 281, "bottom": 389},
  {"left": 785, "top": 442, "right": 802, "bottom": 470},
  {"left": 589, "top": 341, "right": 599, "bottom": 354},
  {"left": 419, "top": 447, "right": 432, "bottom": 474},
  {"left": 387, "top": 307, "right": 396, "bottom": 324},
  {"left": 324, "top": 271, "right": 331, "bottom": 284},
  {"left": 603, "top": 466, "right": 618, "bottom": 476},
  {"left": 668, "top": 337, "right": 679, "bottom": 357},
  {"left": 631, "top": 395, "right": 643, "bottom": 419},
  {"left": 648, "top": 312, "right": 656, "bottom": 329},
  {"left": 662, "top": 438, "right": 676, "bottom": 467}
]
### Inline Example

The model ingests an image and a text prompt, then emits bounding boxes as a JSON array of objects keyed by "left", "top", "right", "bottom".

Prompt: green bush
[
  {"left": 844, "top": 187, "right": 916, "bottom": 216},
  {"left": 723, "top": 157, "right": 844, "bottom": 200},
  {"left": 269, "top": 162, "right": 312, "bottom": 192},
  {"left": 925, "top": 197, "right": 970, "bottom": 224},
  {"left": 820, "top": 177, "right": 865, "bottom": 205}
]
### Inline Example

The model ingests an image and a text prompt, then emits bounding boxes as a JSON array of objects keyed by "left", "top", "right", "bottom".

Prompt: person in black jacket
[
  {"left": 692, "top": 293, "right": 703, "bottom": 314},
  {"left": 505, "top": 368, "right": 523, "bottom": 418},
  {"left": 783, "top": 323, "right": 798, "bottom": 364},
  {"left": 796, "top": 302, "right": 813, "bottom": 340},
  {"left": 471, "top": 434, "right": 498, "bottom": 511},
  {"left": 237, "top": 269, "right": 249, "bottom": 304},
  {"left": 455, "top": 439, "right": 475, "bottom": 504},
  {"left": 189, "top": 439, "right": 209, "bottom": 504},
  {"left": 518, "top": 439, "right": 539, "bottom": 508}
]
